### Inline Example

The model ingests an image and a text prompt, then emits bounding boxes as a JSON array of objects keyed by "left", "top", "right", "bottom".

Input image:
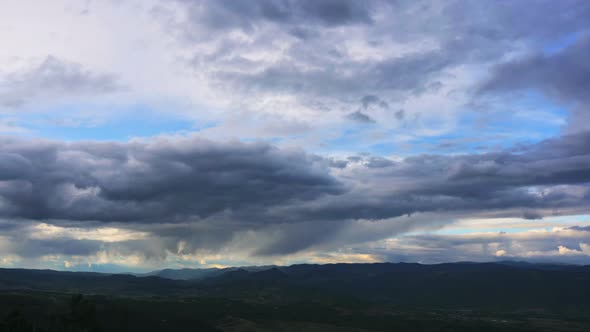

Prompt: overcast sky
[{"left": 0, "top": 0, "right": 589, "bottom": 272}]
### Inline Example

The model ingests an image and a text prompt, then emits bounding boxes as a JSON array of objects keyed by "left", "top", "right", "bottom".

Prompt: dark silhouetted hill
[{"left": 0, "top": 262, "right": 589, "bottom": 309}]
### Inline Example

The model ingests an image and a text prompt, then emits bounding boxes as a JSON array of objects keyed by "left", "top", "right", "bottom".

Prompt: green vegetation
[
  {"left": 0, "top": 263, "right": 589, "bottom": 331},
  {"left": 1, "top": 291, "right": 588, "bottom": 332}
]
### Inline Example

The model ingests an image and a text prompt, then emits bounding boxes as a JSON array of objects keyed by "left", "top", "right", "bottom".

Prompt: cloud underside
[{"left": 0, "top": 130, "right": 589, "bottom": 261}]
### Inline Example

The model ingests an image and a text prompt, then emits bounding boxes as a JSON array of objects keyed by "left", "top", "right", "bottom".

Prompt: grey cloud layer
[
  {"left": 170, "top": 0, "right": 590, "bottom": 122},
  {"left": 175, "top": 0, "right": 374, "bottom": 32},
  {"left": 1, "top": 0, "right": 590, "bottom": 264},
  {"left": 0, "top": 137, "right": 341, "bottom": 222},
  {"left": 480, "top": 35, "right": 590, "bottom": 131},
  {"left": 0, "top": 56, "right": 121, "bottom": 109},
  {"left": 481, "top": 36, "right": 590, "bottom": 103},
  {"left": 1, "top": 130, "right": 590, "bottom": 255},
  {"left": 282, "top": 131, "right": 590, "bottom": 228},
  {"left": 373, "top": 226, "right": 590, "bottom": 265}
]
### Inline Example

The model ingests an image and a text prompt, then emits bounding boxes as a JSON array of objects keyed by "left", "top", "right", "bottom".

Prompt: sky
[{"left": 0, "top": 0, "right": 589, "bottom": 272}]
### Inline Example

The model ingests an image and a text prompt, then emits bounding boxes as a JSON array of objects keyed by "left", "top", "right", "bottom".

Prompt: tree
[{"left": 0, "top": 310, "right": 33, "bottom": 332}]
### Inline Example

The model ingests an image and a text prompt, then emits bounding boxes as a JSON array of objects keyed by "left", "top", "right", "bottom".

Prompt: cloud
[
  {"left": 369, "top": 225, "right": 590, "bottom": 264},
  {"left": 0, "top": 135, "right": 342, "bottom": 223},
  {"left": 283, "top": 130, "right": 590, "bottom": 227},
  {"left": 346, "top": 95, "right": 388, "bottom": 124},
  {"left": 479, "top": 35, "right": 590, "bottom": 131},
  {"left": 1, "top": 1, "right": 590, "bottom": 268},
  {"left": 0, "top": 56, "right": 121, "bottom": 109},
  {"left": 480, "top": 35, "right": 590, "bottom": 103},
  {"left": 347, "top": 111, "right": 375, "bottom": 124},
  {"left": 522, "top": 210, "right": 543, "bottom": 220},
  {"left": 1, "top": 130, "right": 589, "bottom": 258},
  {"left": 175, "top": 0, "right": 590, "bottom": 101},
  {"left": 1, "top": 131, "right": 590, "bottom": 227},
  {"left": 568, "top": 225, "right": 590, "bottom": 232},
  {"left": 360, "top": 95, "right": 388, "bottom": 110}
]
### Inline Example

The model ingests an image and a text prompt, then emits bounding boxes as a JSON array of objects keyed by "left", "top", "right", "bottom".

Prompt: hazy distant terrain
[{"left": 1, "top": 262, "right": 589, "bottom": 331}]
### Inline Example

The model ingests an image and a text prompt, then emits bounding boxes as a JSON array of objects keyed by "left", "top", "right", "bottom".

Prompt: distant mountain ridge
[
  {"left": 0, "top": 262, "right": 589, "bottom": 309},
  {"left": 135, "top": 265, "right": 278, "bottom": 280},
  {"left": 140, "top": 260, "right": 587, "bottom": 280}
]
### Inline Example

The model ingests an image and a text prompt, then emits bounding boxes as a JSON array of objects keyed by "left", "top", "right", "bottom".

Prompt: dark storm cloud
[
  {"left": 0, "top": 130, "right": 589, "bottom": 256},
  {"left": 1, "top": 131, "right": 590, "bottom": 230},
  {"left": 0, "top": 152, "right": 32, "bottom": 179},
  {"left": 522, "top": 210, "right": 543, "bottom": 220},
  {"left": 0, "top": 136, "right": 342, "bottom": 223},
  {"left": 0, "top": 56, "right": 121, "bottom": 108},
  {"left": 277, "top": 131, "right": 590, "bottom": 229}
]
